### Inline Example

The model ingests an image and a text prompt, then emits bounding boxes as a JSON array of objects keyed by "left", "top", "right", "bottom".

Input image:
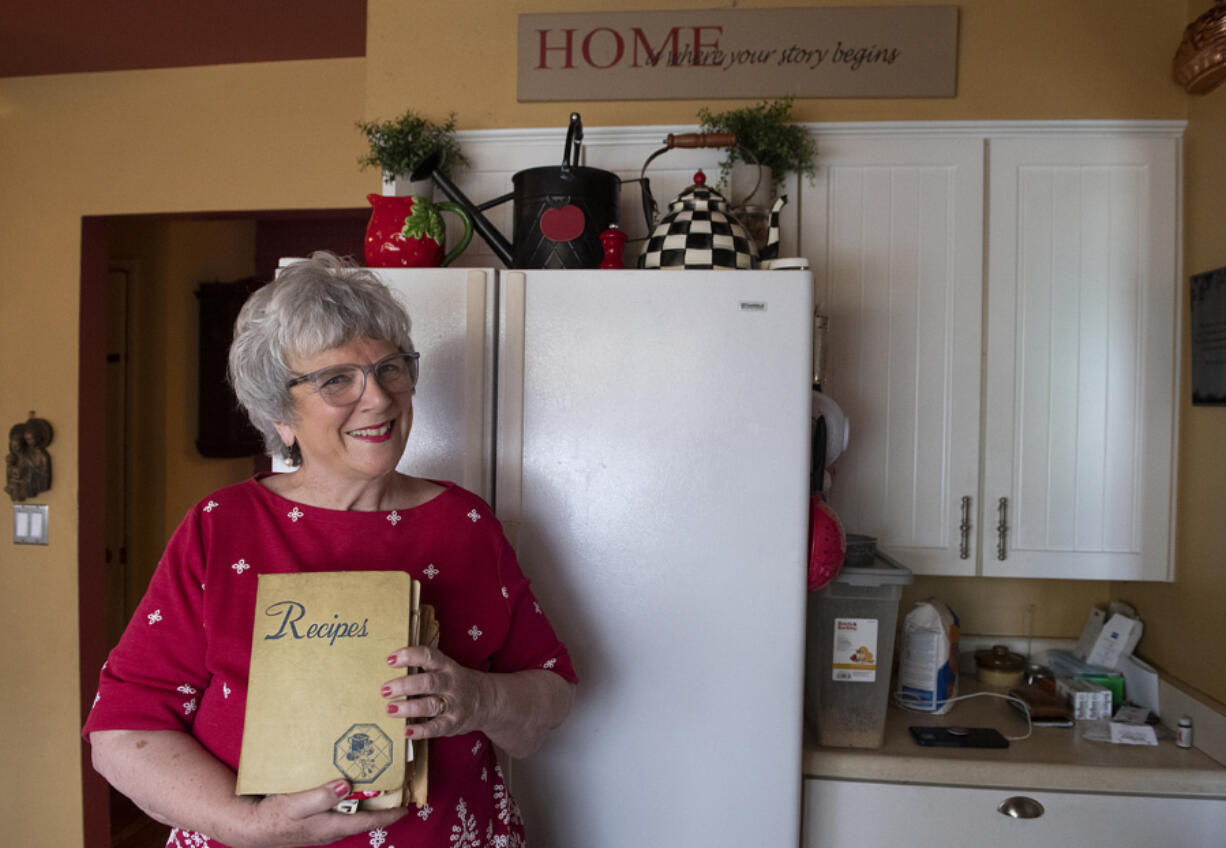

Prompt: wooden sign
[{"left": 518, "top": 6, "right": 958, "bottom": 101}]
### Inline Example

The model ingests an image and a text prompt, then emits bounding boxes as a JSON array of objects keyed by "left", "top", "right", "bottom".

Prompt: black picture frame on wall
[
  {"left": 196, "top": 277, "right": 267, "bottom": 456},
  {"left": 1191, "top": 266, "right": 1226, "bottom": 406}
]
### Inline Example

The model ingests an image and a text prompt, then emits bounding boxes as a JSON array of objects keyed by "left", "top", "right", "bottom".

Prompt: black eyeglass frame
[{"left": 285, "top": 350, "right": 420, "bottom": 405}]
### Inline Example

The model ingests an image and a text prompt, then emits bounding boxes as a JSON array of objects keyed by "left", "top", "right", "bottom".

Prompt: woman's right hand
[
  {"left": 236, "top": 779, "right": 406, "bottom": 848},
  {"left": 90, "top": 730, "right": 406, "bottom": 848}
]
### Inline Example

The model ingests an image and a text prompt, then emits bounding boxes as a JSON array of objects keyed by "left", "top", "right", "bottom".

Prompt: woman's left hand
[{"left": 382, "top": 646, "right": 492, "bottom": 739}]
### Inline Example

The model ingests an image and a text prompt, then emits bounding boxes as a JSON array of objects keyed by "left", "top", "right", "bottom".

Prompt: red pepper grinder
[{"left": 599, "top": 223, "right": 627, "bottom": 269}]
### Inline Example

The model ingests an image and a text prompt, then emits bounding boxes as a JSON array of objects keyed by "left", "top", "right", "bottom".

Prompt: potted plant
[
  {"left": 356, "top": 109, "right": 469, "bottom": 196},
  {"left": 696, "top": 97, "right": 817, "bottom": 195}
]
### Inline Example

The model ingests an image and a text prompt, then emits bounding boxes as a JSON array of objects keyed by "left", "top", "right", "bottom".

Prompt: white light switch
[{"left": 13, "top": 504, "right": 49, "bottom": 545}]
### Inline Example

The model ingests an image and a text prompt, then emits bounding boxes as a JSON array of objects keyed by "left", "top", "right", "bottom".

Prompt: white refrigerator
[{"left": 284, "top": 267, "right": 814, "bottom": 847}]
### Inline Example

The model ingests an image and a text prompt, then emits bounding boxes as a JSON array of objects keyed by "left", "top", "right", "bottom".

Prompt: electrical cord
[{"left": 892, "top": 689, "right": 1034, "bottom": 742}]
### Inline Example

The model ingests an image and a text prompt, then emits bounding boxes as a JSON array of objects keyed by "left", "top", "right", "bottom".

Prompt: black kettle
[{"left": 412, "top": 113, "right": 620, "bottom": 269}]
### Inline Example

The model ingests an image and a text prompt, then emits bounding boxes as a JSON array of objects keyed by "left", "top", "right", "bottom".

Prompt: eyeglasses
[{"left": 286, "top": 351, "right": 420, "bottom": 407}]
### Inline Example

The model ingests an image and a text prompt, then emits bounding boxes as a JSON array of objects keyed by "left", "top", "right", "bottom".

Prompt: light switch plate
[{"left": 13, "top": 504, "right": 49, "bottom": 545}]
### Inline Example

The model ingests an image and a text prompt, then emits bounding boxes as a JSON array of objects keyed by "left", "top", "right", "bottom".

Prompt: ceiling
[{"left": 0, "top": 0, "right": 366, "bottom": 78}]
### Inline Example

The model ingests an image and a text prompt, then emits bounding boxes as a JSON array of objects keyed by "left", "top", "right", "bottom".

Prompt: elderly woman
[{"left": 85, "top": 252, "right": 576, "bottom": 848}]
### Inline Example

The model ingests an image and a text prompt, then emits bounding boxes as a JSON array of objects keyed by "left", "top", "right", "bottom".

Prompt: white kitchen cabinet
[
  {"left": 803, "top": 778, "right": 1226, "bottom": 848},
  {"left": 810, "top": 128, "right": 1180, "bottom": 580},
  {"left": 805, "top": 135, "right": 985, "bottom": 576},
  {"left": 982, "top": 136, "right": 1178, "bottom": 580}
]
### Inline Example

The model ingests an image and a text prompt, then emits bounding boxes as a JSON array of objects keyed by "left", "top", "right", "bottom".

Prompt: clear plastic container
[{"left": 805, "top": 553, "right": 912, "bottom": 748}]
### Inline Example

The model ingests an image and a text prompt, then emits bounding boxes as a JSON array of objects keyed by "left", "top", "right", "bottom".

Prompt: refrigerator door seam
[{"left": 495, "top": 271, "right": 527, "bottom": 545}]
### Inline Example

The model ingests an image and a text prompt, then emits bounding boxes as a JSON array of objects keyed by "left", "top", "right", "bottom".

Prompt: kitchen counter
[{"left": 803, "top": 682, "right": 1226, "bottom": 799}]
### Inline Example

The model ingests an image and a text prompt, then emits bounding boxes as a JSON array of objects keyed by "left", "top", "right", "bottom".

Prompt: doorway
[{"left": 78, "top": 210, "right": 367, "bottom": 848}]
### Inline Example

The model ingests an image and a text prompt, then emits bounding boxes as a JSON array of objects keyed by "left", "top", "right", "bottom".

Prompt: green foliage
[
  {"left": 697, "top": 98, "right": 817, "bottom": 191},
  {"left": 356, "top": 110, "right": 469, "bottom": 181}
]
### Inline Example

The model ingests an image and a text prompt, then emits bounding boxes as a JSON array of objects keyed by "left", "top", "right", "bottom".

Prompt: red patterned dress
[{"left": 84, "top": 476, "right": 577, "bottom": 848}]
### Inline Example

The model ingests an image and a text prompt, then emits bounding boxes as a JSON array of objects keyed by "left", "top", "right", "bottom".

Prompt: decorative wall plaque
[
  {"left": 196, "top": 278, "right": 267, "bottom": 457},
  {"left": 5, "top": 413, "right": 53, "bottom": 502},
  {"left": 518, "top": 6, "right": 958, "bottom": 101},
  {"left": 1191, "top": 266, "right": 1226, "bottom": 405}
]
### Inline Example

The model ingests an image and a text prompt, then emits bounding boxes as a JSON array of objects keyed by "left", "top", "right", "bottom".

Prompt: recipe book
[{"left": 236, "top": 570, "right": 428, "bottom": 802}]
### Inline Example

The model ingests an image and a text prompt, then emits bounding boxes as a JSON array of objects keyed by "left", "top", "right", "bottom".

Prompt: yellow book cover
[{"left": 236, "top": 571, "right": 414, "bottom": 796}]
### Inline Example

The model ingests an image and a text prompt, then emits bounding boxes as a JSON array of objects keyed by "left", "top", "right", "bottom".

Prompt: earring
[{"left": 285, "top": 439, "right": 302, "bottom": 467}]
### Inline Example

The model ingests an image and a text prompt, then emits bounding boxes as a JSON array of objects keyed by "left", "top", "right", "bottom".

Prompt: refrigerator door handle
[{"left": 495, "top": 270, "right": 528, "bottom": 536}]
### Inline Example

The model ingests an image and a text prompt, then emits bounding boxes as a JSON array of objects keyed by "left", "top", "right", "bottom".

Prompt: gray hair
[{"left": 228, "top": 251, "right": 415, "bottom": 463}]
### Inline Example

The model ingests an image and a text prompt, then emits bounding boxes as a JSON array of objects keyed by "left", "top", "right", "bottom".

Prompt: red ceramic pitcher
[{"left": 364, "top": 194, "right": 474, "bottom": 268}]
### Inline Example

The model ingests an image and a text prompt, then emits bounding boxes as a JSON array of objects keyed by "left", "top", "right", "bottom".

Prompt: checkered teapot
[{"left": 639, "top": 168, "right": 785, "bottom": 270}]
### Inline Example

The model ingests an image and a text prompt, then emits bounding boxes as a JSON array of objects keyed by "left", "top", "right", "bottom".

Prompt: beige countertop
[{"left": 803, "top": 682, "right": 1226, "bottom": 799}]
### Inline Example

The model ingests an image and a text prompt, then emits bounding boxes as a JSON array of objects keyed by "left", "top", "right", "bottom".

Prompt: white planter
[{"left": 382, "top": 172, "right": 435, "bottom": 199}]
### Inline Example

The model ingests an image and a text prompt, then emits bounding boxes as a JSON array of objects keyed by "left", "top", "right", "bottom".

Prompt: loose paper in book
[{"left": 237, "top": 571, "right": 418, "bottom": 796}]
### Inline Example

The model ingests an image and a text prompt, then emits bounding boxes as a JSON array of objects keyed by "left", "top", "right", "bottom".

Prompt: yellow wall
[
  {"left": 366, "top": 0, "right": 1187, "bottom": 124},
  {"left": 0, "top": 2, "right": 1219, "bottom": 845},
  {"left": 0, "top": 59, "right": 368, "bottom": 846}
]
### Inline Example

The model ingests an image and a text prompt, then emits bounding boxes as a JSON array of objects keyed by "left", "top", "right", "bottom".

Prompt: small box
[
  {"left": 1085, "top": 612, "right": 1144, "bottom": 668},
  {"left": 1080, "top": 673, "right": 1125, "bottom": 710},
  {"left": 1057, "top": 677, "right": 1113, "bottom": 720}
]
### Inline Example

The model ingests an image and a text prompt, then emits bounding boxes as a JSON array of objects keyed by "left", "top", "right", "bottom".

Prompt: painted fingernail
[
  {"left": 386, "top": 654, "right": 398, "bottom": 665},
  {"left": 331, "top": 780, "right": 350, "bottom": 797},
  {"left": 405, "top": 728, "right": 415, "bottom": 737},
  {"left": 381, "top": 686, "right": 392, "bottom": 698},
  {"left": 386, "top": 702, "right": 397, "bottom": 715}
]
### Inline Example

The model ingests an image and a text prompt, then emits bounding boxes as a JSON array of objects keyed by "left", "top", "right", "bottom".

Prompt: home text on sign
[{"left": 518, "top": 6, "right": 958, "bottom": 101}]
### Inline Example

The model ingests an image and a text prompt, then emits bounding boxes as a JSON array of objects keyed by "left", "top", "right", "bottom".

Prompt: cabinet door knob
[{"left": 997, "top": 795, "right": 1044, "bottom": 819}]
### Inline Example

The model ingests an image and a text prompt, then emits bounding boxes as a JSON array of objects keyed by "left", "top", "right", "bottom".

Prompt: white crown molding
[
  {"left": 798, "top": 119, "right": 1187, "bottom": 138},
  {"left": 456, "top": 119, "right": 1187, "bottom": 149}
]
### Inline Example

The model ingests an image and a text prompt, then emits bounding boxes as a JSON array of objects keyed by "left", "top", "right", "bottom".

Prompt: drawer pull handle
[
  {"left": 997, "top": 796, "right": 1044, "bottom": 819},
  {"left": 959, "top": 495, "right": 972, "bottom": 559},
  {"left": 996, "top": 497, "right": 1009, "bottom": 561}
]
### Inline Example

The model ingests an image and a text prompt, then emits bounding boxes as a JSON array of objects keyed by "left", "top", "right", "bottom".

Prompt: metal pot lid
[{"left": 671, "top": 170, "right": 730, "bottom": 209}]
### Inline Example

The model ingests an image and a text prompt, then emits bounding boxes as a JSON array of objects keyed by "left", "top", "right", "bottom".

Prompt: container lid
[
  {"left": 975, "top": 645, "right": 1025, "bottom": 672},
  {"left": 832, "top": 550, "right": 913, "bottom": 587},
  {"left": 761, "top": 257, "right": 811, "bottom": 270}
]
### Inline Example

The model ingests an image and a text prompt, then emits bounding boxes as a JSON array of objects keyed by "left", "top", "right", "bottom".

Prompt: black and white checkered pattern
[
  {"left": 638, "top": 186, "right": 758, "bottom": 270},
  {"left": 758, "top": 194, "right": 787, "bottom": 262}
]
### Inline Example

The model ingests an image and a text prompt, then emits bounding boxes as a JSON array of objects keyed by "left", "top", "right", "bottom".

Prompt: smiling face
[{"left": 275, "top": 337, "right": 413, "bottom": 486}]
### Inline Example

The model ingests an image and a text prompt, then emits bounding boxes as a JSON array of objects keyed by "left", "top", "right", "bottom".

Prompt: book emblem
[{"left": 333, "top": 723, "right": 394, "bottom": 784}]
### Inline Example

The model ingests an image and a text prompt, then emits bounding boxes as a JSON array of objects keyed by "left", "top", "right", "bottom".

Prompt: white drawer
[{"left": 803, "top": 778, "right": 1226, "bottom": 848}]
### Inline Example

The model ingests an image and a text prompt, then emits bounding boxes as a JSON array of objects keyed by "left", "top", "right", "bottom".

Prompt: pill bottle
[{"left": 1176, "top": 716, "right": 1193, "bottom": 748}]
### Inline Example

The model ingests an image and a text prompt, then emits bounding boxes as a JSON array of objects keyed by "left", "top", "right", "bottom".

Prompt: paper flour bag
[{"left": 896, "top": 599, "right": 959, "bottom": 714}]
